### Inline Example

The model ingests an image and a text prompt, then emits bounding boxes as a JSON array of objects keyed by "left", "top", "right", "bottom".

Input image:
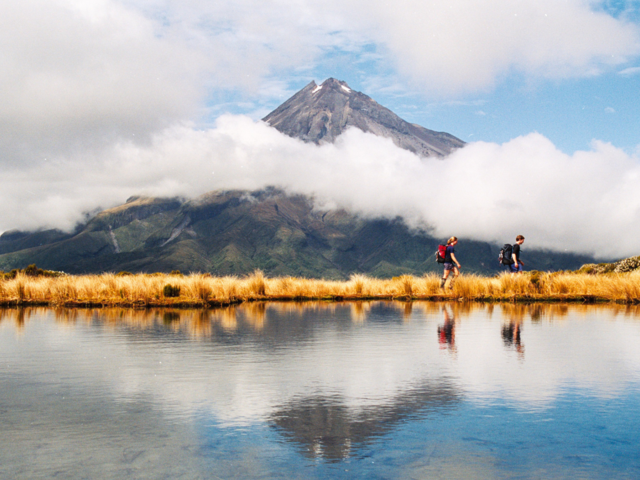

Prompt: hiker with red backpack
[{"left": 437, "top": 237, "right": 461, "bottom": 289}]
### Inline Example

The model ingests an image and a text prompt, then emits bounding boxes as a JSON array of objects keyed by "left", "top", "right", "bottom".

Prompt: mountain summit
[{"left": 263, "top": 78, "right": 464, "bottom": 157}]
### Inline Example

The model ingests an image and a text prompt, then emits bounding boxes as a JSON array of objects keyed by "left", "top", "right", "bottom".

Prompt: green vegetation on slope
[
  {"left": 578, "top": 256, "right": 640, "bottom": 274},
  {"left": 0, "top": 189, "right": 597, "bottom": 278}
]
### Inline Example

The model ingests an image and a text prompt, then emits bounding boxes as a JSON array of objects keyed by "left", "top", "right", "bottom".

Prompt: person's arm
[
  {"left": 451, "top": 253, "right": 461, "bottom": 268},
  {"left": 513, "top": 246, "right": 519, "bottom": 267}
]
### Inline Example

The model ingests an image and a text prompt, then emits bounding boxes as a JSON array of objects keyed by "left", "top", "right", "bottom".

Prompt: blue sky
[
  {"left": 215, "top": 56, "right": 640, "bottom": 155},
  {"left": 2, "top": 0, "right": 640, "bottom": 255}
]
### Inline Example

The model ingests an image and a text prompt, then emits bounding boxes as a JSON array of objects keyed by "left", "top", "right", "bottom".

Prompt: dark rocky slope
[{"left": 263, "top": 78, "right": 464, "bottom": 157}]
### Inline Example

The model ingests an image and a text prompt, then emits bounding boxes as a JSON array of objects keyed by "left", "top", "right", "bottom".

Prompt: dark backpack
[
  {"left": 499, "top": 244, "right": 514, "bottom": 265},
  {"left": 435, "top": 244, "right": 447, "bottom": 263}
]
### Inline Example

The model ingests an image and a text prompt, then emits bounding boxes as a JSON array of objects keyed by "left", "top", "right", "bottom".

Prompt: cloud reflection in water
[{"left": 1, "top": 302, "right": 640, "bottom": 473}]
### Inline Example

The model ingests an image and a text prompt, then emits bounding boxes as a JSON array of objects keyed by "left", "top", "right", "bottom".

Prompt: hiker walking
[
  {"left": 440, "top": 236, "right": 461, "bottom": 289},
  {"left": 511, "top": 235, "right": 525, "bottom": 273},
  {"left": 500, "top": 235, "right": 525, "bottom": 273}
]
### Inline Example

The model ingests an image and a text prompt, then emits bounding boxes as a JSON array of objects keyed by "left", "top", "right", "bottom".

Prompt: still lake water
[{"left": 1, "top": 302, "right": 640, "bottom": 479}]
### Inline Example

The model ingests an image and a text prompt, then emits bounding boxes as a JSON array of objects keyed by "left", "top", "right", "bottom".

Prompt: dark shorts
[
  {"left": 444, "top": 262, "right": 457, "bottom": 271},
  {"left": 508, "top": 263, "right": 523, "bottom": 273}
]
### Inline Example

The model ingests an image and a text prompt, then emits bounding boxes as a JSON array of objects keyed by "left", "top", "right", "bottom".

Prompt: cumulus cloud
[
  {"left": 2, "top": 115, "right": 639, "bottom": 259},
  {"left": 141, "top": 0, "right": 640, "bottom": 96},
  {"left": 323, "top": 0, "right": 640, "bottom": 94},
  {"left": 0, "top": 0, "right": 341, "bottom": 165},
  {"left": 0, "top": 0, "right": 206, "bottom": 163},
  {"left": 143, "top": 0, "right": 640, "bottom": 96}
]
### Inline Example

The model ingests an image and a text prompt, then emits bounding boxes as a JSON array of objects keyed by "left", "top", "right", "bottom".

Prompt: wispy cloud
[
  {"left": 618, "top": 66, "right": 640, "bottom": 75},
  {"left": 437, "top": 99, "right": 488, "bottom": 108}
]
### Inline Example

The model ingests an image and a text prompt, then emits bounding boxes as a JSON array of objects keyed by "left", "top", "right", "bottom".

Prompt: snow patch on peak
[
  {"left": 341, "top": 85, "right": 351, "bottom": 93},
  {"left": 312, "top": 85, "right": 322, "bottom": 93}
]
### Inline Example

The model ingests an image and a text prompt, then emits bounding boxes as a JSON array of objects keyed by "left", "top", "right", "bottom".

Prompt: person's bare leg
[
  {"left": 441, "top": 270, "right": 450, "bottom": 289},
  {"left": 449, "top": 268, "right": 459, "bottom": 289}
]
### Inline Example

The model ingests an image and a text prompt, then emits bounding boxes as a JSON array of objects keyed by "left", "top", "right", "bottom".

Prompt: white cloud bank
[
  {"left": 2, "top": 115, "right": 639, "bottom": 259},
  {"left": 335, "top": 0, "right": 640, "bottom": 94},
  {"left": 0, "top": 0, "right": 333, "bottom": 163},
  {"left": 0, "top": 0, "right": 206, "bottom": 162}
]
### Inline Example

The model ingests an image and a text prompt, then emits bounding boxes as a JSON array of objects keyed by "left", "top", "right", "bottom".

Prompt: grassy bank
[{"left": 0, "top": 270, "right": 639, "bottom": 307}]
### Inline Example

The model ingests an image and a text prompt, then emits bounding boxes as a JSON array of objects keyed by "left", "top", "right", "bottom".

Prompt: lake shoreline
[{"left": 0, "top": 293, "right": 634, "bottom": 309}]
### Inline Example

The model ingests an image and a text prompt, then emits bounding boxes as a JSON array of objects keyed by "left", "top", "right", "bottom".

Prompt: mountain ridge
[
  {"left": 263, "top": 78, "right": 464, "bottom": 157},
  {"left": 0, "top": 188, "right": 594, "bottom": 277}
]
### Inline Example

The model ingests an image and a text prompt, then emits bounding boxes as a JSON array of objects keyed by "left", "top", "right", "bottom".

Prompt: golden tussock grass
[{"left": 0, "top": 270, "right": 639, "bottom": 307}]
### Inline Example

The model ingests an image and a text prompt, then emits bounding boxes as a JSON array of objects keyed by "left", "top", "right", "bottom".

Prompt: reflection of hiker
[
  {"left": 438, "top": 306, "right": 456, "bottom": 349},
  {"left": 502, "top": 320, "right": 524, "bottom": 354},
  {"left": 440, "top": 237, "right": 461, "bottom": 289},
  {"left": 500, "top": 235, "right": 525, "bottom": 273}
]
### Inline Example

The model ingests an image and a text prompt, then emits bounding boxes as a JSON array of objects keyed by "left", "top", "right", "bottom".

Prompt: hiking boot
[{"left": 440, "top": 278, "right": 446, "bottom": 289}]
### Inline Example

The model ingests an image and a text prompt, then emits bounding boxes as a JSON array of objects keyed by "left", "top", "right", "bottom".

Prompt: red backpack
[{"left": 435, "top": 244, "right": 447, "bottom": 263}]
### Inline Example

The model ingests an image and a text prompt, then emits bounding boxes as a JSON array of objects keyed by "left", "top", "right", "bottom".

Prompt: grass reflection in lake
[{"left": 3, "top": 301, "right": 640, "bottom": 340}]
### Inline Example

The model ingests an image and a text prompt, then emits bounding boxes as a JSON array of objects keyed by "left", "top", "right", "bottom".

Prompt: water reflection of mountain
[{"left": 270, "top": 382, "right": 461, "bottom": 462}]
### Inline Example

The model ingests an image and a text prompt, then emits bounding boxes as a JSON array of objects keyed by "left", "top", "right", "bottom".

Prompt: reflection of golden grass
[
  {"left": 402, "top": 302, "right": 413, "bottom": 320},
  {"left": 350, "top": 301, "right": 370, "bottom": 323},
  {"left": 240, "top": 302, "right": 267, "bottom": 330},
  {"left": 0, "top": 271, "right": 639, "bottom": 307},
  {"left": 4, "top": 302, "right": 640, "bottom": 340},
  {"left": 213, "top": 307, "right": 238, "bottom": 331}
]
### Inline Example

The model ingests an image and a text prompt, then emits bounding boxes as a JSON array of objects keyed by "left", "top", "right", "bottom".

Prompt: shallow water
[{"left": 1, "top": 302, "right": 640, "bottom": 479}]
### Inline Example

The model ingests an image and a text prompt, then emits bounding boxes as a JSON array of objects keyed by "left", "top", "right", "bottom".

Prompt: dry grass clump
[
  {"left": 246, "top": 270, "right": 266, "bottom": 296},
  {"left": 0, "top": 270, "right": 639, "bottom": 307}
]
